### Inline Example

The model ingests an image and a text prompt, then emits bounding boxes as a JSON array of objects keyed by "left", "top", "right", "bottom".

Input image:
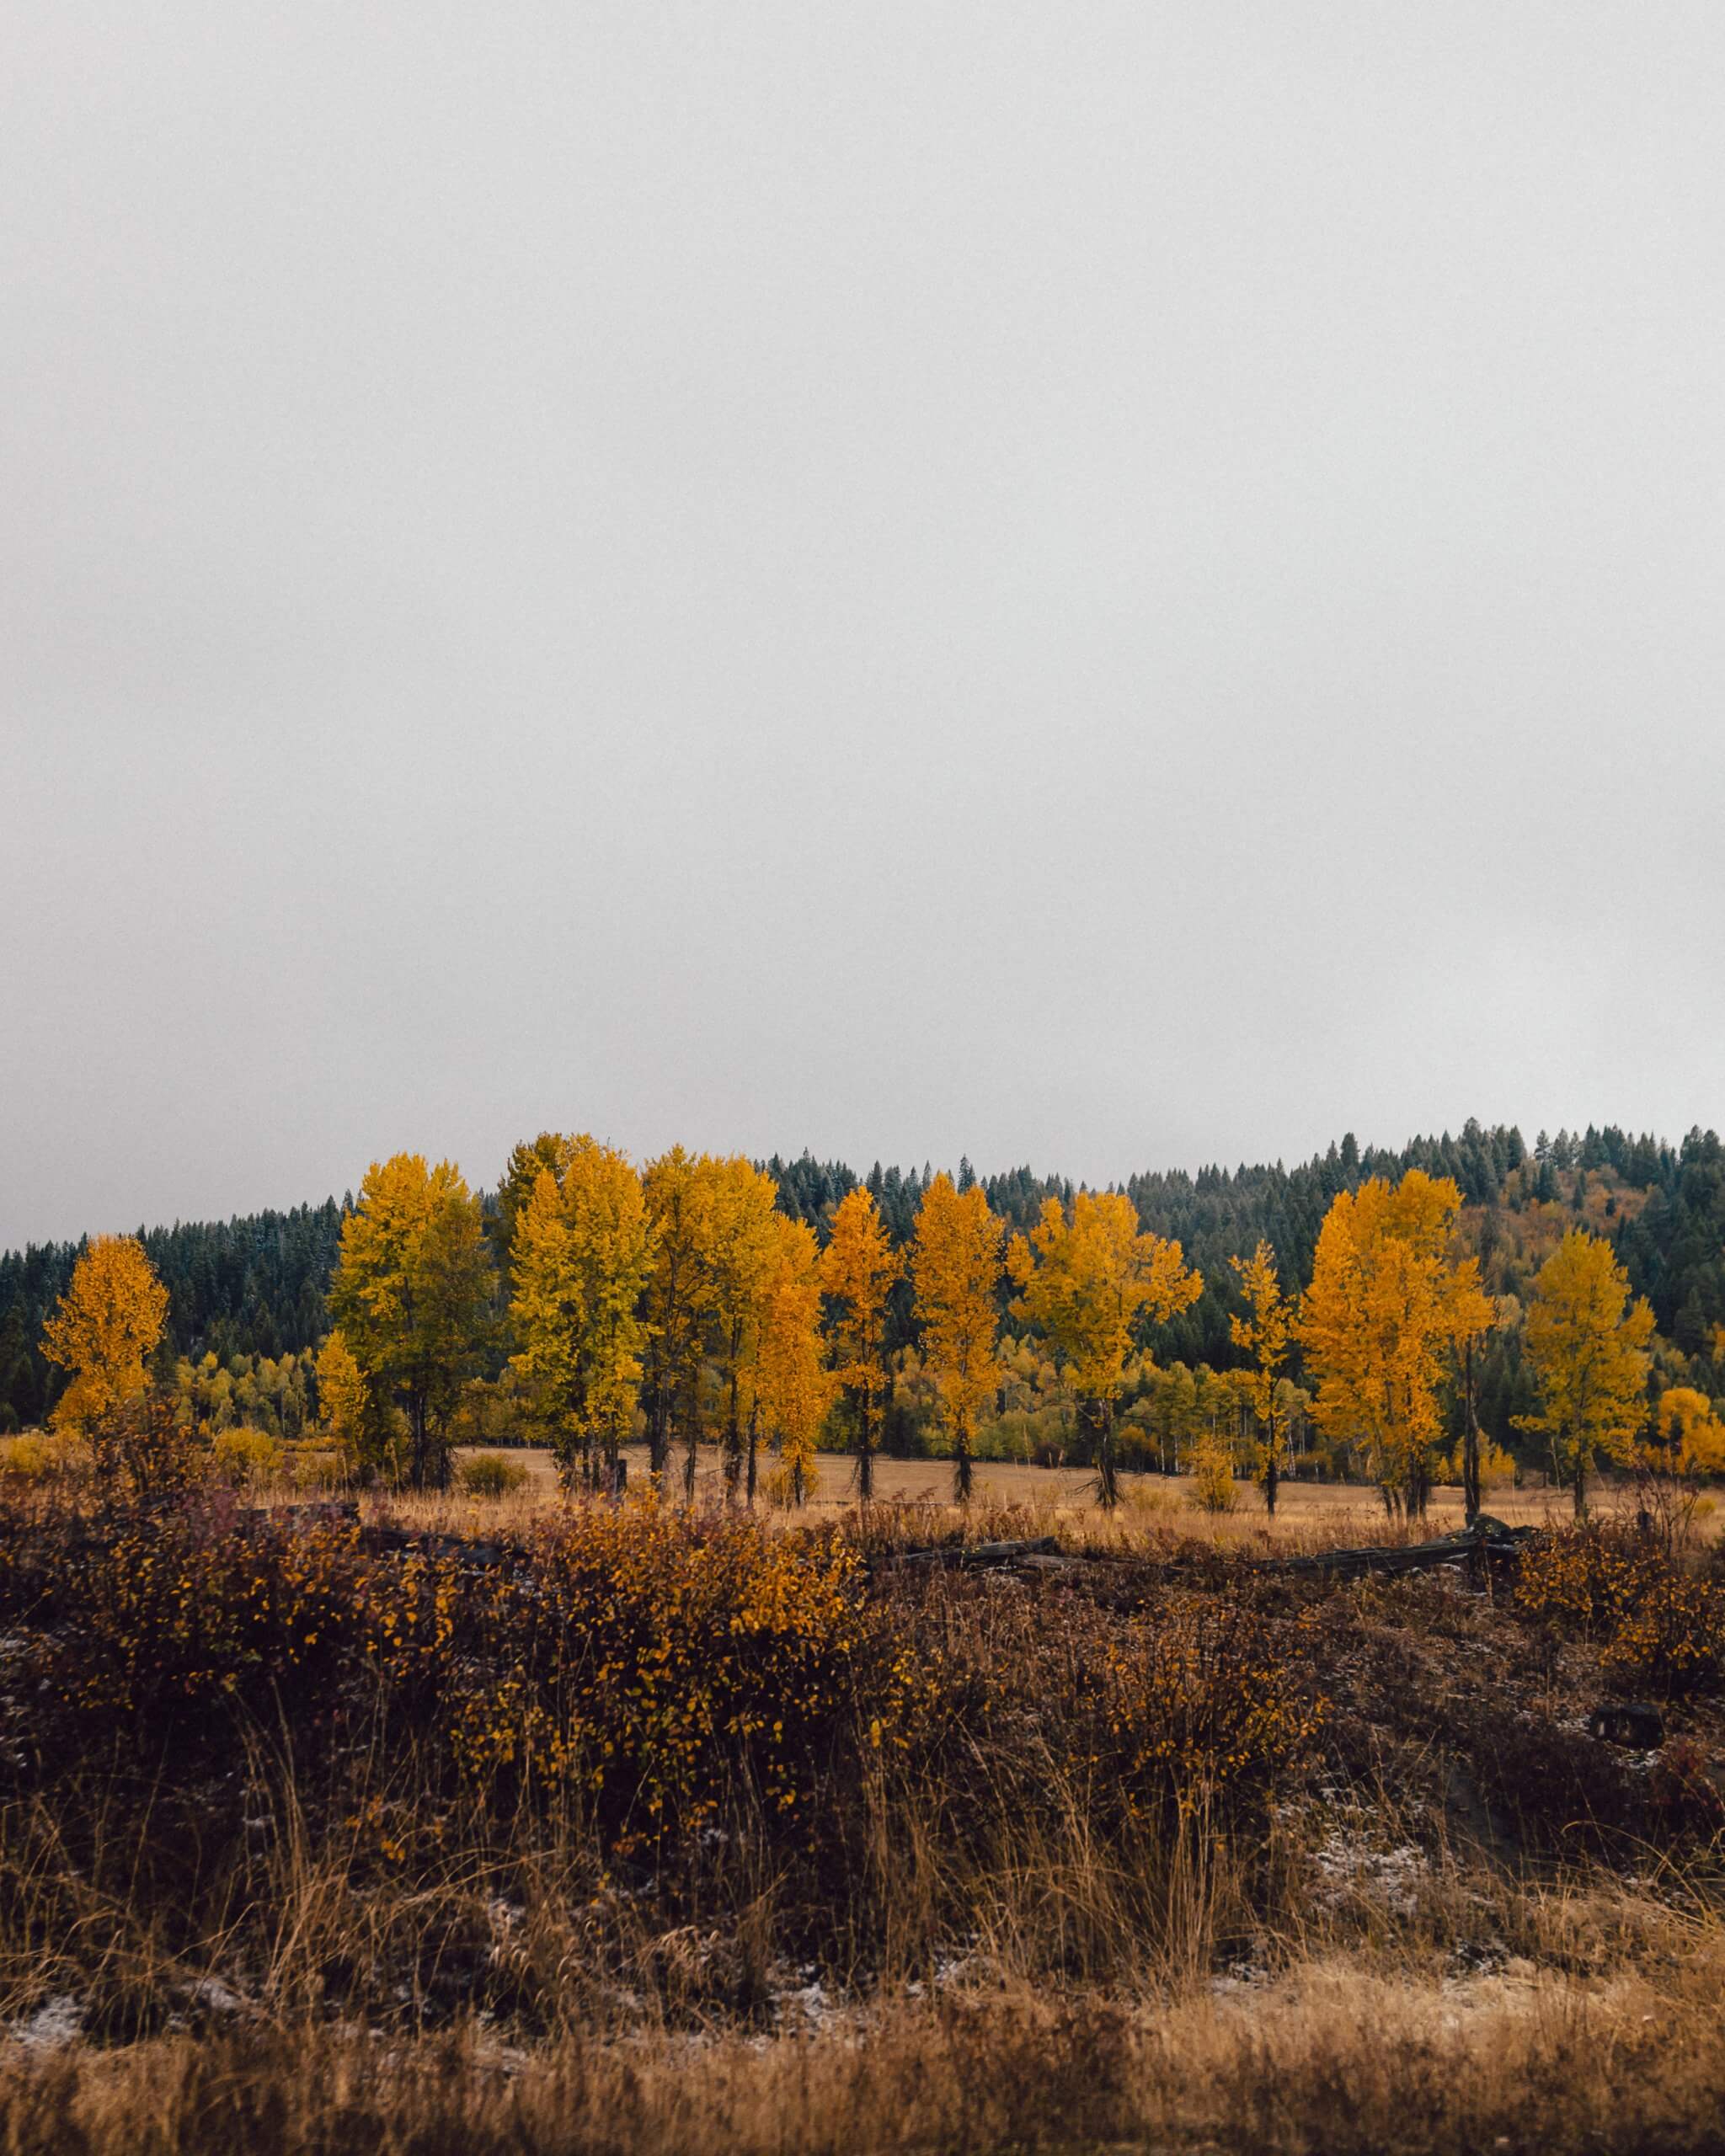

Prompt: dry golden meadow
[{"left": 398, "top": 1444, "right": 1694, "bottom": 1546}]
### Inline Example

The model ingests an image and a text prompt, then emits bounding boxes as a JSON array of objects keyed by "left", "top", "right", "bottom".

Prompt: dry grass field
[
  {"left": 400, "top": 1444, "right": 1679, "bottom": 1549},
  {"left": 12, "top": 1942, "right": 1725, "bottom": 2156}
]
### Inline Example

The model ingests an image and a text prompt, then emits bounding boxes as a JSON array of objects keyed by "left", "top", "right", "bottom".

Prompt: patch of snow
[
  {"left": 772, "top": 1976, "right": 834, "bottom": 2031},
  {"left": 1311, "top": 1830, "right": 1428, "bottom": 1915},
  {"left": 9, "top": 1995, "right": 82, "bottom": 2050}
]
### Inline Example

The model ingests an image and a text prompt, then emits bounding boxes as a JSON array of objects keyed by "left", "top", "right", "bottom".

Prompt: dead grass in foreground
[{"left": 7, "top": 1951, "right": 1725, "bottom": 2156}]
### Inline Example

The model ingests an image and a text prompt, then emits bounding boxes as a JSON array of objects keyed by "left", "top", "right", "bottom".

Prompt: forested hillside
[
  {"left": 3, "top": 1121, "right": 1722, "bottom": 1454},
  {"left": 0, "top": 1202, "right": 347, "bottom": 1432},
  {"left": 763, "top": 1120, "right": 1722, "bottom": 1382}
]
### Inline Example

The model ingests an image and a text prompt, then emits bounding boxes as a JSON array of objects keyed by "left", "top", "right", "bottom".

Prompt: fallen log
[
  {"left": 871, "top": 1517, "right": 1540, "bottom": 1597},
  {"left": 876, "top": 1534, "right": 1063, "bottom": 1572},
  {"left": 1240, "top": 1514, "right": 1537, "bottom": 1580}
]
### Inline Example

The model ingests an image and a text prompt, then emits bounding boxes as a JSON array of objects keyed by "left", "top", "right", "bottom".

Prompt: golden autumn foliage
[
  {"left": 210, "top": 1424, "right": 282, "bottom": 1487},
  {"left": 1517, "top": 1229, "right": 1656, "bottom": 1515},
  {"left": 911, "top": 1173, "right": 1003, "bottom": 1502},
  {"left": 1298, "top": 1171, "right": 1494, "bottom": 1517},
  {"left": 494, "top": 1131, "right": 578, "bottom": 1262},
  {"left": 1650, "top": 1386, "right": 1725, "bottom": 1479},
  {"left": 748, "top": 1214, "right": 831, "bottom": 1506},
  {"left": 1515, "top": 1522, "right": 1725, "bottom": 1695},
  {"left": 328, "top": 1155, "right": 493, "bottom": 1491},
  {"left": 1007, "top": 1191, "right": 1199, "bottom": 1507},
  {"left": 1228, "top": 1240, "right": 1290, "bottom": 1513},
  {"left": 641, "top": 1145, "right": 717, "bottom": 1488},
  {"left": 0, "top": 1482, "right": 1336, "bottom": 1914},
  {"left": 314, "top": 1327, "right": 370, "bottom": 1478},
  {"left": 509, "top": 1138, "right": 657, "bottom": 1492},
  {"left": 1187, "top": 1425, "right": 1238, "bottom": 1513},
  {"left": 700, "top": 1157, "right": 782, "bottom": 1502},
  {"left": 40, "top": 1235, "right": 169, "bottom": 1435},
  {"left": 820, "top": 1188, "right": 901, "bottom": 1501}
]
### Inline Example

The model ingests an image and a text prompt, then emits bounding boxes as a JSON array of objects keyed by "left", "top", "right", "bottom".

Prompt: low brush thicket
[
  {"left": 0, "top": 1486, "right": 1332, "bottom": 2036},
  {"left": 1514, "top": 1517, "right": 1725, "bottom": 1696},
  {"left": 0, "top": 1486, "right": 1722, "bottom": 2149}
]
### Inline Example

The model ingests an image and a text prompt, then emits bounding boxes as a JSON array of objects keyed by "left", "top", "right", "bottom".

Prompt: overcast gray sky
[{"left": 3, "top": 3, "right": 1722, "bottom": 1249}]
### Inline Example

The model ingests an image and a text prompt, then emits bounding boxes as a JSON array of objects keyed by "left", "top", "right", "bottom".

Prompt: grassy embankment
[{"left": 0, "top": 1470, "right": 1721, "bottom": 2153}]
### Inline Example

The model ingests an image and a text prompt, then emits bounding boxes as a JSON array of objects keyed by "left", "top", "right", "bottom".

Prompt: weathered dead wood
[
  {"left": 875, "top": 1535, "right": 1063, "bottom": 1573},
  {"left": 870, "top": 1517, "right": 1541, "bottom": 1600},
  {"left": 1239, "top": 1515, "right": 1537, "bottom": 1581}
]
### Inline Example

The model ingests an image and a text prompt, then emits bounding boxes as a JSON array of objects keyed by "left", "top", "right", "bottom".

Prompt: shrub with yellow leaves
[
  {"left": 441, "top": 1501, "right": 864, "bottom": 1846},
  {"left": 457, "top": 1450, "right": 530, "bottom": 1499},
  {"left": 0, "top": 1428, "right": 87, "bottom": 1483},
  {"left": 1515, "top": 1523, "right": 1724, "bottom": 1697},
  {"left": 1187, "top": 1428, "right": 1238, "bottom": 1514},
  {"left": 1094, "top": 1601, "right": 1327, "bottom": 1822},
  {"left": 211, "top": 1425, "right": 282, "bottom": 1488},
  {"left": 0, "top": 1486, "right": 868, "bottom": 1861}
]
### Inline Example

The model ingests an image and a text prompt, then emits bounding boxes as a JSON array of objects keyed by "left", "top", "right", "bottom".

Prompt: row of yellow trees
[
  {"left": 1292, "top": 1170, "right": 1722, "bottom": 1518},
  {"left": 323, "top": 1142, "right": 1206, "bottom": 1504},
  {"left": 286, "top": 1148, "right": 1725, "bottom": 1516},
  {"left": 34, "top": 1154, "right": 1722, "bottom": 1516}
]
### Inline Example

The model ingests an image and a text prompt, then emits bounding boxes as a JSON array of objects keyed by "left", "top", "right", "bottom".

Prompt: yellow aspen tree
[
  {"left": 509, "top": 1139, "right": 657, "bottom": 1494},
  {"left": 494, "top": 1131, "right": 577, "bottom": 1267},
  {"left": 749, "top": 1214, "right": 832, "bottom": 1506},
  {"left": 819, "top": 1187, "right": 901, "bottom": 1503},
  {"left": 911, "top": 1172, "right": 1003, "bottom": 1503},
  {"left": 1517, "top": 1228, "right": 1654, "bottom": 1517},
  {"left": 41, "top": 1235, "right": 170, "bottom": 1433},
  {"left": 1229, "top": 1240, "right": 1291, "bottom": 1516},
  {"left": 563, "top": 1137, "right": 657, "bottom": 1492},
  {"left": 1007, "top": 1191, "right": 1199, "bottom": 1509},
  {"left": 1650, "top": 1387, "right": 1725, "bottom": 1479},
  {"left": 700, "top": 1156, "right": 782, "bottom": 1505},
  {"left": 508, "top": 1171, "right": 582, "bottom": 1470},
  {"left": 642, "top": 1146, "right": 717, "bottom": 1495},
  {"left": 313, "top": 1326, "right": 371, "bottom": 1480},
  {"left": 1299, "top": 1171, "right": 1494, "bottom": 1520},
  {"left": 328, "top": 1155, "right": 493, "bottom": 1491}
]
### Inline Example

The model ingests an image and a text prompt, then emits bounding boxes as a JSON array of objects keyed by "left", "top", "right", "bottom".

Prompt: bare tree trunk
[
  {"left": 1462, "top": 1337, "right": 1482, "bottom": 1525},
  {"left": 952, "top": 1411, "right": 973, "bottom": 1505},
  {"left": 856, "top": 1388, "right": 875, "bottom": 1504},
  {"left": 1263, "top": 1404, "right": 1279, "bottom": 1518},
  {"left": 409, "top": 1391, "right": 450, "bottom": 1492},
  {"left": 1092, "top": 1397, "right": 1119, "bottom": 1510},
  {"left": 722, "top": 1323, "right": 744, "bottom": 1505}
]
